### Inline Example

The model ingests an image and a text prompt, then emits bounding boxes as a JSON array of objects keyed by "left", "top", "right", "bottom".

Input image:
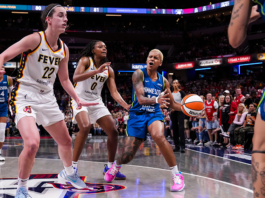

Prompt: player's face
[
  {"left": 47, "top": 7, "right": 68, "bottom": 33},
  {"left": 93, "top": 42, "right": 107, "bottom": 59},
  {"left": 146, "top": 51, "right": 162, "bottom": 70}
]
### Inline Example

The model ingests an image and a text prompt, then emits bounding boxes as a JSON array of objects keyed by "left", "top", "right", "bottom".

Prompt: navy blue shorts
[
  {"left": 0, "top": 103, "right": 8, "bottom": 118},
  {"left": 126, "top": 111, "right": 165, "bottom": 139}
]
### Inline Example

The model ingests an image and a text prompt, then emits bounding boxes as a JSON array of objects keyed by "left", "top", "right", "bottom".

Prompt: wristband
[{"left": 156, "top": 97, "right": 159, "bottom": 103}]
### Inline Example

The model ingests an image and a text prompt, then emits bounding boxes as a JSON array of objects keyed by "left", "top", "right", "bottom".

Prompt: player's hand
[
  {"left": 125, "top": 104, "right": 131, "bottom": 111},
  {"left": 249, "top": 5, "right": 261, "bottom": 24},
  {"left": 96, "top": 62, "right": 111, "bottom": 74},
  {"left": 157, "top": 89, "right": 170, "bottom": 108}
]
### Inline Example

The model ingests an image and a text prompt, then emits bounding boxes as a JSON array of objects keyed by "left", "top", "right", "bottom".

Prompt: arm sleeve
[
  {"left": 214, "top": 101, "right": 219, "bottom": 109},
  {"left": 233, "top": 112, "right": 247, "bottom": 125}
]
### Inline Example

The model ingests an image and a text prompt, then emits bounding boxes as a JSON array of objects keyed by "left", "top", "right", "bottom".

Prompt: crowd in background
[{"left": 4, "top": 72, "right": 262, "bottom": 153}]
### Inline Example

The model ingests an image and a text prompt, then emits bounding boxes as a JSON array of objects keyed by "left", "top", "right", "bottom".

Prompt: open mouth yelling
[{"left": 149, "top": 62, "right": 154, "bottom": 66}]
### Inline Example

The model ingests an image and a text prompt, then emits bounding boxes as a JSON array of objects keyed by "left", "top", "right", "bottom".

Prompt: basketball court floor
[{"left": 0, "top": 136, "right": 252, "bottom": 198}]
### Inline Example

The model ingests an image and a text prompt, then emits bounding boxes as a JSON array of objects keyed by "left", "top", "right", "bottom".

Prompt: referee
[{"left": 171, "top": 80, "right": 186, "bottom": 153}]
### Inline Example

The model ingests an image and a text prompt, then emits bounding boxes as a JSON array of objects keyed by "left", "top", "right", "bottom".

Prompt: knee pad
[
  {"left": 0, "top": 123, "right": 6, "bottom": 142},
  {"left": 252, "top": 150, "right": 265, "bottom": 154}
]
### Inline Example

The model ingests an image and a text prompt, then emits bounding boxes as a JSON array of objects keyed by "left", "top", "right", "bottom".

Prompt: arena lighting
[
  {"left": 238, "top": 62, "right": 263, "bottom": 75},
  {"left": 117, "top": 70, "right": 135, "bottom": 73},
  {"left": 106, "top": 14, "right": 122, "bottom": 16},
  {"left": 195, "top": 67, "right": 211, "bottom": 71},
  {"left": 169, "top": 73, "right": 174, "bottom": 75},
  {"left": 0, "top": 1, "right": 234, "bottom": 14},
  {"left": 12, "top": 11, "right": 28, "bottom": 14}
]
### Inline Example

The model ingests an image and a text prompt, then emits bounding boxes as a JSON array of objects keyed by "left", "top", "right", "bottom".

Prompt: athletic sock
[
  {"left": 72, "top": 161, "right": 78, "bottom": 169},
  {"left": 170, "top": 165, "right": 179, "bottom": 175},
  {"left": 64, "top": 165, "right": 74, "bottom": 176},
  {"left": 18, "top": 177, "right": 28, "bottom": 189},
  {"left": 107, "top": 162, "right": 113, "bottom": 168}
]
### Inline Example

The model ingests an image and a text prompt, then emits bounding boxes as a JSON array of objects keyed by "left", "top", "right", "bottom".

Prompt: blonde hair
[
  {"left": 149, "top": 49, "right": 164, "bottom": 62},
  {"left": 218, "top": 95, "right": 225, "bottom": 106},
  {"left": 238, "top": 103, "right": 248, "bottom": 114}
]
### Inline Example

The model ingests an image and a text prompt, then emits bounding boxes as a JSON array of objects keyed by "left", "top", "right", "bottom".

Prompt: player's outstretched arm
[
  {"left": 107, "top": 67, "right": 131, "bottom": 111},
  {"left": 73, "top": 57, "right": 111, "bottom": 83},
  {"left": 228, "top": 0, "right": 252, "bottom": 48},
  {"left": 0, "top": 33, "right": 40, "bottom": 72},
  {"left": 58, "top": 46, "right": 98, "bottom": 107},
  {"left": 164, "top": 79, "right": 181, "bottom": 112},
  {"left": 132, "top": 69, "right": 169, "bottom": 106}
]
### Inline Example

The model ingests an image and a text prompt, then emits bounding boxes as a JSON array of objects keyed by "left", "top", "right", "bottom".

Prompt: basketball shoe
[
  {"left": 15, "top": 187, "right": 32, "bottom": 198},
  {"left": 171, "top": 172, "right": 185, "bottom": 192},
  {"left": 58, "top": 169, "right": 87, "bottom": 189},
  {"left": 104, "top": 161, "right": 122, "bottom": 183},
  {"left": 103, "top": 164, "right": 126, "bottom": 180}
]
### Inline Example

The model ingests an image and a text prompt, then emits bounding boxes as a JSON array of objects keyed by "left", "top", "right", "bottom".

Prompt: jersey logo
[
  {"left": 23, "top": 106, "right": 32, "bottom": 114},
  {"left": 145, "top": 80, "right": 149, "bottom": 82},
  {"left": 3, "top": 82, "right": 7, "bottom": 84},
  {"left": 42, "top": 49, "right": 48, "bottom": 51},
  {"left": 157, "top": 83, "right": 162, "bottom": 87},
  {"left": 0, "top": 174, "right": 126, "bottom": 197}
]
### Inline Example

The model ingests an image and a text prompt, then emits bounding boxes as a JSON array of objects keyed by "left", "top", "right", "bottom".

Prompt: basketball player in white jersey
[
  {"left": 0, "top": 4, "right": 98, "bottom": 197},
  {"left": 71, "top": 40, "right": 130, "bottom": 180}
]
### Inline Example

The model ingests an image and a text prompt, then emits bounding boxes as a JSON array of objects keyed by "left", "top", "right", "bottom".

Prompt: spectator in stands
[
  {"left": 234, "top": 88, "right": 245, "bottom": 106},
  {"left": 123, "top": 112, "right": 129, "bottom": 129},
  {"left": 224, "top": 90, "right": 230, "bottom": 96},
  {"left": 194, "top": 95, "right": 206, "bottom": 146},
  {"left": 233, "top": 103, "right": 256, "bottom": 150},
  {"left": 94, "top": 123, "right": 102, "bottom": 136},
  {"left": 224, "top": 103, "right": 248, "bottom": 148},
  {"left": 171, "top": 80, "right": 186, "bottom": 153},
  {"left": 204, "top": 93, "right": 219, "bottom": 147}
]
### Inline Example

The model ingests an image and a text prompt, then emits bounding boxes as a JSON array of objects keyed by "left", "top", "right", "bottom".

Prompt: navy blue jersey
[
  {"left": 130, "top": 68, "right": 165, "bottom": 113},
  {"left": 0, "top": 75, "right": 9, "bottom": 103}
]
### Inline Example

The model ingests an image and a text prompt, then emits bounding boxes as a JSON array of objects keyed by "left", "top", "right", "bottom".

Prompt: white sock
[
  {"left": 64, "top": 165, "right": 74, "bottom": 175},
  {"left": 170, "top": 165, "right": 179, "bottom": 174},
  {"left": 72, "top": 161, "right": 78, "bottom": 169},
  {"left": 108, "top": 162, "right": 113, "bottom": 168},
  {"left": 18, "top": 177, "right": 28, "bottom": 189}
]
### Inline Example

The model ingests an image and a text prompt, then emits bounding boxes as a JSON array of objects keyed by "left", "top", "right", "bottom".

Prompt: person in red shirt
[
  {"left": 234, "top": 88, "right": 245, "bottom": 106},
  {"left": 204, "top": 93, "right": 219, "bottom": 146}
]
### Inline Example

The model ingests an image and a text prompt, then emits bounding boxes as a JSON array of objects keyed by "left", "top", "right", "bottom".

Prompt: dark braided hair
[{"left": 78, "top": 40, "right": 108, "bottom": 66}]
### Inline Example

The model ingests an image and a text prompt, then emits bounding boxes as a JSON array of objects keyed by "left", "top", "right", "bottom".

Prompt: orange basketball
[{"left": 181, "top": 94, "right": 204, "bottom": 117}]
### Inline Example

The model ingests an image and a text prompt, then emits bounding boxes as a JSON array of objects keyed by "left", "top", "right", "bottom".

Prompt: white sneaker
[
  {"left": 0, "top": 155, "right": 5, "bottom": 161},
  {"left": 193, "top": 139, "right": 199, "bottom": 144},
  {"left": 211, "top": 141, "right": 217, "bottom": 146},
  {"left": 204, "top": 141, "right": 213, "bottom": 147},
  {"left": 197, "top": 142, "right": 203, "bottom": 146}
]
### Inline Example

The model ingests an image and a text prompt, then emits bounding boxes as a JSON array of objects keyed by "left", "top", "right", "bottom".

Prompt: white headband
[{"left": 46, "top": 5, "right": 61, "bottom": 18}]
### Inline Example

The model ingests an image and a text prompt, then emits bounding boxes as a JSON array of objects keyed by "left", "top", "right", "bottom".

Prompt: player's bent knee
[
  {"left": 0, "top": 123, "right": 6, "bottom": 142},
  {"left": 152, "top": 134, "right": 166, "bottom": 143},
  {"left": 79, "top": 123, "right": 91, "bottom": 132}
]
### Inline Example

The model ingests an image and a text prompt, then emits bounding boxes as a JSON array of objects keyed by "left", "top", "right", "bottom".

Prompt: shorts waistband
[{"left": 18, "top": 83, "right": 53, "bottom": 94}]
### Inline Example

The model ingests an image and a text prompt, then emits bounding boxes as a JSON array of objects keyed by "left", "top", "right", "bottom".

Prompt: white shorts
[
  {"left": 10, "top": 85, "right": 64, "bottom": 127},
  {"left": 71, "top": 98, "right": 111, "bottom": 124}
]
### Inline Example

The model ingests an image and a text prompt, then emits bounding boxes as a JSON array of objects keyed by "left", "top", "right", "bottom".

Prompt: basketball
[{"left": 181, "top": 94, "right": 204, "bottom": 117}]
